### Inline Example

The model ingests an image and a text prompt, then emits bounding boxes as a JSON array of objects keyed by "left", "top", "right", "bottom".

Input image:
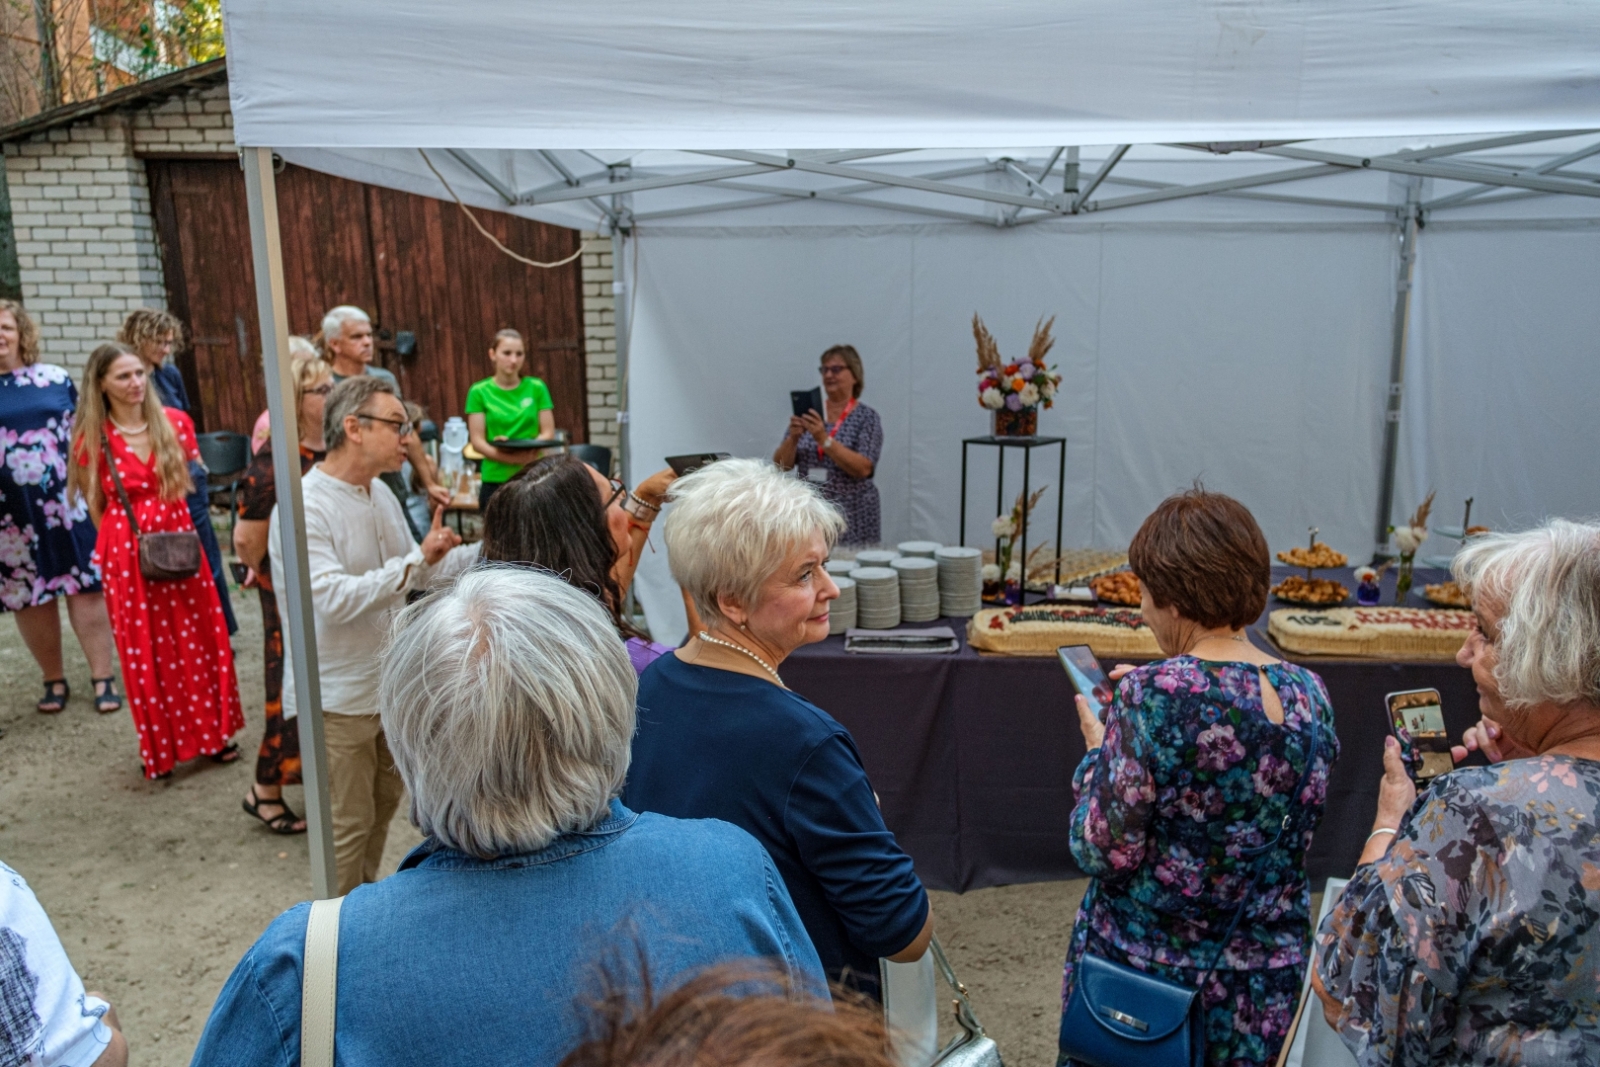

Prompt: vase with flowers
[
  {"left": 983, "top": 486, "right": 1047, "bottom": 604},
  {"left": 1388, "top": 490, "right": 1434, "bottom": 604},
  {"left": 974, "top": 313, "right": 1064, "bottom": 437}
]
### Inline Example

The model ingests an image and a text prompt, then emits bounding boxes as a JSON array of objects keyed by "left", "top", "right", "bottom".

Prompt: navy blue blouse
[{"left": 625, "top": 653, "right": 928, "bottom": 999}]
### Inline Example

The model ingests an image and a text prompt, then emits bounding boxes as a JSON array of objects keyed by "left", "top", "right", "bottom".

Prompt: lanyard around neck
[{"left": 817, "top": 397, "right": 856, "bottom": 459}]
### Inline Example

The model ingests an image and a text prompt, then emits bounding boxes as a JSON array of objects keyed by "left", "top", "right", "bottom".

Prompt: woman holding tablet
[
  {"left": 773, "top": 344, "right": 883, "bottom": 545},
  {"left": 465, "top": 329, "right": 557, "bottom": 509}
]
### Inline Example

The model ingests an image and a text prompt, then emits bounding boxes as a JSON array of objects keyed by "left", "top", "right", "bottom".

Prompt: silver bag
[{"left": 883, "top": 936, "right": 1003, "bottom": 1067}]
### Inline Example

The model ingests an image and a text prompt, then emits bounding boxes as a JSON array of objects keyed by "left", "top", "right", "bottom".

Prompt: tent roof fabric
[{"left": 221, "top": 0, "right": 1600, "bottom": 151}]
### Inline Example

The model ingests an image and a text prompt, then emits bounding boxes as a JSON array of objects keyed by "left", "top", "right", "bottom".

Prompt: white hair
[
  {"left": 321, "top": 305, "right": 370, "bottom": 344},
  {"left": 1453, "top": 518, "right": 1600, "bottom": 709},
  {"left": 379, "top": 566, "right": 638, "bottom": 859},
  {"left": 662, "top": 458, "right": 844, "bottom": 628}
]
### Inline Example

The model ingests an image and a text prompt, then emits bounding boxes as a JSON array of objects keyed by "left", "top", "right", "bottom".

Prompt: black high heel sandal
[
  {"left": 91, "top": 676, "right": 122, "bottom": 714},
  {"left": 36, "top": 679, "right": 68, "bottom": 714}
]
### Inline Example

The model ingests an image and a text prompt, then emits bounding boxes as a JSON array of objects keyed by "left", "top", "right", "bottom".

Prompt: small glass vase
[
  {"left": 1394, "top": 556, "right": 1414, "bottom": 604},
  {"left": 992, "top": 405, "right": 1039, "bottom": 437},
  {"left": 1356, "top": 579, "right": 1382, "bottom": 606}
]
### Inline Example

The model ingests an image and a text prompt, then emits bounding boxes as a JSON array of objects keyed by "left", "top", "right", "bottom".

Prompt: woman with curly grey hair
[{"left": 1313, "top": 519, "right": 1600, "bottom": 1065}]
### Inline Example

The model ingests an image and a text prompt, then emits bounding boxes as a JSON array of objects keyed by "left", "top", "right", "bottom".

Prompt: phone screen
[
  {"left": 1386, "top": 688, "right": 1452, "bottom": 781},
  {"left": 1058, "top": 645, "right": 1114, "bottom": 721}
]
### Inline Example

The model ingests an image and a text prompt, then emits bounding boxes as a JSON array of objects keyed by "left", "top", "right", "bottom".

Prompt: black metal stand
[{"left": 959, "top": 435, "right": 1066, "bottom": 601}]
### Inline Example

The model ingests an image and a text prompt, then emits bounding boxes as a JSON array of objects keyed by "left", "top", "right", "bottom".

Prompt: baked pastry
[
  {"left": 1090, "top": 571, "right": 1141, "bottom": 606},
  {"left": 1271, "top": 575, "right": 1349, "bottom": 605},
  {"left": 1423, "top": 581, "right": 1471, "bottom": 608},
  {"left": 1268, "top": 607, "right": 1475, "bottom": 658},
  {"left": 1465, "top": 525, "right": 1490, "bottom": 537},
  {"left": 967, "top": 605, "right": 1162, "bottom": 657},
  {"left": 1276, "top": 544, "right": 1349, "bottom": 569}
]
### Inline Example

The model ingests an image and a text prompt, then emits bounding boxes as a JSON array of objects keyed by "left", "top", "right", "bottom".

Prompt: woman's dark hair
[
  {"left": 480, "top": 455, "right": 641, "bottom": 638},
  {"left": 1128, "top": 485, "right": 1270, "bottom": 630}
]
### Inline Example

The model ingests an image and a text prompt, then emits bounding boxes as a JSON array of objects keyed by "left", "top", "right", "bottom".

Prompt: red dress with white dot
[{"left": 92, "top": 409, "right": 243, "bottom": 778}]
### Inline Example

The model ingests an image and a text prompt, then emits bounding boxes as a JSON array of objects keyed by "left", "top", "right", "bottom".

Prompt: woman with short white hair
[
  {"left": 191, "top": 566, "right": 824, "bottom": 1067},
  {"left": 624, "top": 458, "right": 933, "bottom": 1002},
  {"left": 1313, "top": 519, "right": 1600, "bottom": 1065}
]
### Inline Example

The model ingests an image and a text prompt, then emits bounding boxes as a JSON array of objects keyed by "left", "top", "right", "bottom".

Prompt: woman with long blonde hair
[{"left": 70, "top": 342, "right": 242, "bottom": 779}]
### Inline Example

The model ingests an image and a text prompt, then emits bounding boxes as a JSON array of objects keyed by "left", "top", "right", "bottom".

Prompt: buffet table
[{"left": 784, "top": 566, "right": 1478, "bottom": 892}]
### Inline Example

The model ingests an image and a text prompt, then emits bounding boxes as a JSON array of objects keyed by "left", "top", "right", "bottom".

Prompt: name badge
[{"left": 807, "top": 467, "right": 829, "bottom": 483}]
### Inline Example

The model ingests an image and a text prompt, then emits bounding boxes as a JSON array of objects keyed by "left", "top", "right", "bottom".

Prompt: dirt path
[{"left": 0, "top": 583, "right": 1083, "bottom": 1066}]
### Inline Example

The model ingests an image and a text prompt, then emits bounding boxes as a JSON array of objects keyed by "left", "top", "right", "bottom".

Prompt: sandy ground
[{"left": 0, "top": 571, "right": 1086, "bottom": 1067}]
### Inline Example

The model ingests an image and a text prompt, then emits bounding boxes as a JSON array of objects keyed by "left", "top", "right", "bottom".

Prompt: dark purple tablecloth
[{"left": 784, "top": 565, "right": 1480, "bottom": 892}]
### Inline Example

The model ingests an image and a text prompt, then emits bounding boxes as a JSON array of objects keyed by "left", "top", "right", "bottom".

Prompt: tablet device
[
  {"left": 665, "top": 452, "right": 731, "bottom": 476},
  {"left": 1058, "top": 645, "right": 1114, "bottom": 721},
  {"left": 791, "top": 387, "right": 823, "bottom": 419},
  {"left": 1385, "top": 687, "right": 1453, "bottom": 782}
]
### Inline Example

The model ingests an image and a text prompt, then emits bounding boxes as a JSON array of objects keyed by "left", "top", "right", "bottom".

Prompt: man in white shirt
[{"left": 269, "top": 375, "right": 468, "bottom": 894}]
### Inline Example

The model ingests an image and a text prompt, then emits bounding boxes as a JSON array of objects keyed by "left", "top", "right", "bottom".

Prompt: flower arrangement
[
  {"left": 1388, "top": 490, "right": 1434, "bottom": 603},
  {"left": 973, "top": 314, "right": 1063, "bottom": 414},
  {"left": 984, "top": 486, "right": 1047, "bottom": 602}
]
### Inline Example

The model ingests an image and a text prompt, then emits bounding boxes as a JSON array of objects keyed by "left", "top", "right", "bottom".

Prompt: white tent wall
[
  {"left": 626, "top": 222, "right": 1396, "bottom": 642},
  {"left": 1398, "top": 221, "right": 1600, "bottom": 536}
]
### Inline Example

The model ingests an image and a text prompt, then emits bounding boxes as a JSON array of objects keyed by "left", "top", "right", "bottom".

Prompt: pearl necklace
[
  {"left": 109, "top": 416, "right": 148, "bottom": 435},
  {"left": 697, "top": 630, "right": 783, "bottom": 686}
]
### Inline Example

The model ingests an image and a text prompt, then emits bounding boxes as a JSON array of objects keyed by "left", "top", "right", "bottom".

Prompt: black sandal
[
  {"left": 242, "top": 786, "right": 307, "bottom": 835},
  {"left": 91, "top": 676, "right": 123, "bottom": 714},
  {"left": 36, "top": 679, "right": 68, "bottom": 714},
  {"left": 210, "top": 743, "right": 242, "bottom": 764}
]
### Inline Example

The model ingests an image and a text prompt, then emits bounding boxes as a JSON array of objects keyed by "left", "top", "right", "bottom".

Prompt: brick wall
[
  {"left": 580, "top": 233, "right": 619, "bottom": 451},
  {"left": 129, "top": 82, "right": 237, "bottom": 155},
  {"left": 2, "top": 112, "right": 168, "bottom": 375}
]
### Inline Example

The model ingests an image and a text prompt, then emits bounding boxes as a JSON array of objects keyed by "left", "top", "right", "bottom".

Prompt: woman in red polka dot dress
[{"left": 69, "top": 342, "right": 242, "bottom": 779}]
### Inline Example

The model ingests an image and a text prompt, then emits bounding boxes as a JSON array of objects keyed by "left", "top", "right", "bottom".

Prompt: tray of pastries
[
  {"left": 1276, "top": 543, "right": 1349, "bottom": 569},
  {"left": 1090, "top": 570, "right": 1142, "bottom": 606},
  {"left": 1423, "top": 580, "right": 1471, "bottom": 608},
  {"left": 1271, "top": 574, "right": 1350, "bottom": 606}
]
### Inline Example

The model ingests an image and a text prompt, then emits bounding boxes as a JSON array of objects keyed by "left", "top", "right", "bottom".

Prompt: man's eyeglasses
[{"left": 355, "top": 411, "right": 413, "bottom": 439}]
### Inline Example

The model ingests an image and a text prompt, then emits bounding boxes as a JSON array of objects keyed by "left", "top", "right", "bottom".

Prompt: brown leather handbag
[{"left": 103, "top": 433, "right": 202, "bottom": 581}]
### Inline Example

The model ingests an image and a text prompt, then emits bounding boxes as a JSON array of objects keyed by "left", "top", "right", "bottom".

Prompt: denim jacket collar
[{"left": 398, "top": 799, "right": 639, "bottom": 872}]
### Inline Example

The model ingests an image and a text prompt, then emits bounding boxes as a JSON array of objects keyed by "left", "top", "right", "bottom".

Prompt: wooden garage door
[{"left": 146, "top": 159, "right": 587, "bottom": 440}]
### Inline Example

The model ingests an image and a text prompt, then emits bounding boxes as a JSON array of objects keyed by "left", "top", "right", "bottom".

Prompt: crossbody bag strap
[
  {"left": 1196, "top": 720, "right": 1321, "bottom": 991},
  {"left": 302, "top": 896, "right": 345, "bottom": 1067},
  {"left": 99, "top": 433, "right": 142, "bottom": 539}
]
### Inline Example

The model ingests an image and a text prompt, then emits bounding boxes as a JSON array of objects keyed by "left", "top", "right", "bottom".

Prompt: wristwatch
[{"left": 620, "top": 491, "right": 661, "bottom": 521}]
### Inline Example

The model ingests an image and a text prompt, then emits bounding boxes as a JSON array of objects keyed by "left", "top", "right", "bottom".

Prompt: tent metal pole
[
  {"left": 1372, "top": 178, "right": 1423, "bottom": 562},
  {"left": 611, "top": 226, "right": 631, "bottom": 488},
  {"left": 1063, "top": 147, "right": 1080, "bottom": 195},
  {"left": 241, "top": 146, "right": 337, "bottom": 899},
  {"left": 1071, "top": 145, "right": 1129, "bottom": 212}
]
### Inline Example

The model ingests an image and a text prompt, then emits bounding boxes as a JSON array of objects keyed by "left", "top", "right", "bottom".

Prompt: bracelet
[
  {"left": 1366, "top": 827, "right": 1398, "bottom": 843},
  {"left": 621, "top": 492, "right": 661, "bottom": 520}
]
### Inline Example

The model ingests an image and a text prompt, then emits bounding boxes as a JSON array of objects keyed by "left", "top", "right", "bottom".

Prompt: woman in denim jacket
[{"left": 191, "top": 567, "right": 824, "bottom": 1067}]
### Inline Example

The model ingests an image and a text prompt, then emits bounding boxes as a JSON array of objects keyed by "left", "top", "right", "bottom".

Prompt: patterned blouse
[
  {"left": 1070, "top": 657, "right": 1338, "bottom": 971},
  {"left": 792, "top": 401, "right": 883, "bottom": 545},
  {"left": 1315, "top": 756, "right": 1600, "bottom": 1065}
]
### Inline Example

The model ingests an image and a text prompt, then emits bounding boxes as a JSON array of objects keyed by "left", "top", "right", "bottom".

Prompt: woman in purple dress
[
  {"left": 0, "top": 300, "right": 119, "bottom": 717},
  {"left": 478, "top": 454, "right": 681, "bottom": 673},
  {"left": 774, "top": 345, "right": 883, "bottom": 545}
]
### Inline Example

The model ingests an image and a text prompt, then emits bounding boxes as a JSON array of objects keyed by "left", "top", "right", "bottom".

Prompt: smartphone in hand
[
  {"left": 791, "top": 387, "right": 823, "bottom": 419},
  {"left": 1059, "top": 645, "right": 1114, "bottom": 721},
  {"left": 1385, "top": 688, "right": 1453, "bottom": 782},
  {"left": 665, "top": 452, "right": 730, "bottom": 476}
]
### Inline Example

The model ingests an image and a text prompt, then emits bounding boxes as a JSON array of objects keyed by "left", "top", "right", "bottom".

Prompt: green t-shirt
[{"left": 464, "top": 376, "right": 555, "bottom": 483}]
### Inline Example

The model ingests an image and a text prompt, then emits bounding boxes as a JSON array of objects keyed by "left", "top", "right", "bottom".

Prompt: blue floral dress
[
  {"left": 1315, "top": 755, "right": 1600, "bottom": 1065},
  {"left": 1062, "top": 656, "right": 1338, "bottom": 1066},
  {"left": 0, "top": 363, "right": 100, "bottom": 610}
]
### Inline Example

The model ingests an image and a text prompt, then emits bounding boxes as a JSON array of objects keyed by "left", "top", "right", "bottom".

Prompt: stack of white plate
[
  {"left": 850, "top": 566, "right": 902, "bottom": 629},
  {"left": 829, "top": 576, "right": 857, "bottom": 635},
  {"left": 893, "top": 557, "right": 942, "bottom": 622},
  {"left": 824, "top": 558, "right": 860, "bottom": 577},
  {"left": 896, "top": 540, "right": 943, "bottom": 559},
  {"left": 936, "top": 546, "right": 984, "bottom": 617},
  {"left": 853, "top": 548, "right": 902, "bottom": 568}
]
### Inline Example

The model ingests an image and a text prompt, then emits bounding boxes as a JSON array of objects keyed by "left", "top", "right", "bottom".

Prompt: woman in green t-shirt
[{"left": 464, "top": 329, "right": 557, "bottom": 508}]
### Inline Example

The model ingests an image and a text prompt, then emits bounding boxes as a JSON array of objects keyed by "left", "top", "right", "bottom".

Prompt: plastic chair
[
  {"left": 196, "top": 431, "right": 252, "bottom": 515},
  {"left": 568, "top": 443, "right": 613, "bottom": 475}
]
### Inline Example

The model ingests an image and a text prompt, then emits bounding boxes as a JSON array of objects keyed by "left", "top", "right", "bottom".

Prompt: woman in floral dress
[
  {"left": 68, "top": 342, "right": 242, "bottom": 779},
  {"left": 1315, "top": 519, "right": 1600, "bottom": 1065},
  {"left": 0, "top": 300, "right": 118, "bottom": 717},
  {"left": 1062, "top": 489, "right": 1337, "bottom": 1067}
]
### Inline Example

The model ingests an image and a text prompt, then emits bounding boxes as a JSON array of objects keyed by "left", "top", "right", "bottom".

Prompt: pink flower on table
[{"left": 1196, "top": 723, "right": 1245, "bottom": 771}]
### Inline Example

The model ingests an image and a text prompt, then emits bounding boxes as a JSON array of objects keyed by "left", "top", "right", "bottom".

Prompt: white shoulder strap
[{"left": 302, "top": 896, "right": 345, "bottom": 1067}]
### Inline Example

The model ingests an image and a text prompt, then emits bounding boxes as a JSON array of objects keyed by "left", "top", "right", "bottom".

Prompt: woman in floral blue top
[
  {"left": 1314, "top": 520, "right": 1600, "bottom": 1065},
  {"left": 1061, "top": 489, "right": 1337, "bottom": 1067},
  {"left": 0, "top": 301, "right": 118, "bottom": 717}
]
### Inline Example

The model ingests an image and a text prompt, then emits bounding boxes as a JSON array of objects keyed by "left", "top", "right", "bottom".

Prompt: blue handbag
[{"left": 1057, "top": 724, "right": 1321, "bottom": 1067}]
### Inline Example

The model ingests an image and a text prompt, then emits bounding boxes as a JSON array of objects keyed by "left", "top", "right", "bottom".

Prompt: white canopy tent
[{"left": 220, "top": 0, "right": 1600, "bottom": 894}]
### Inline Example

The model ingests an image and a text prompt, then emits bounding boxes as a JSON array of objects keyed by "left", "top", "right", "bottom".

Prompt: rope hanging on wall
[{"left": 419, "top": 149, "right": 590, "bottom": 269}]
